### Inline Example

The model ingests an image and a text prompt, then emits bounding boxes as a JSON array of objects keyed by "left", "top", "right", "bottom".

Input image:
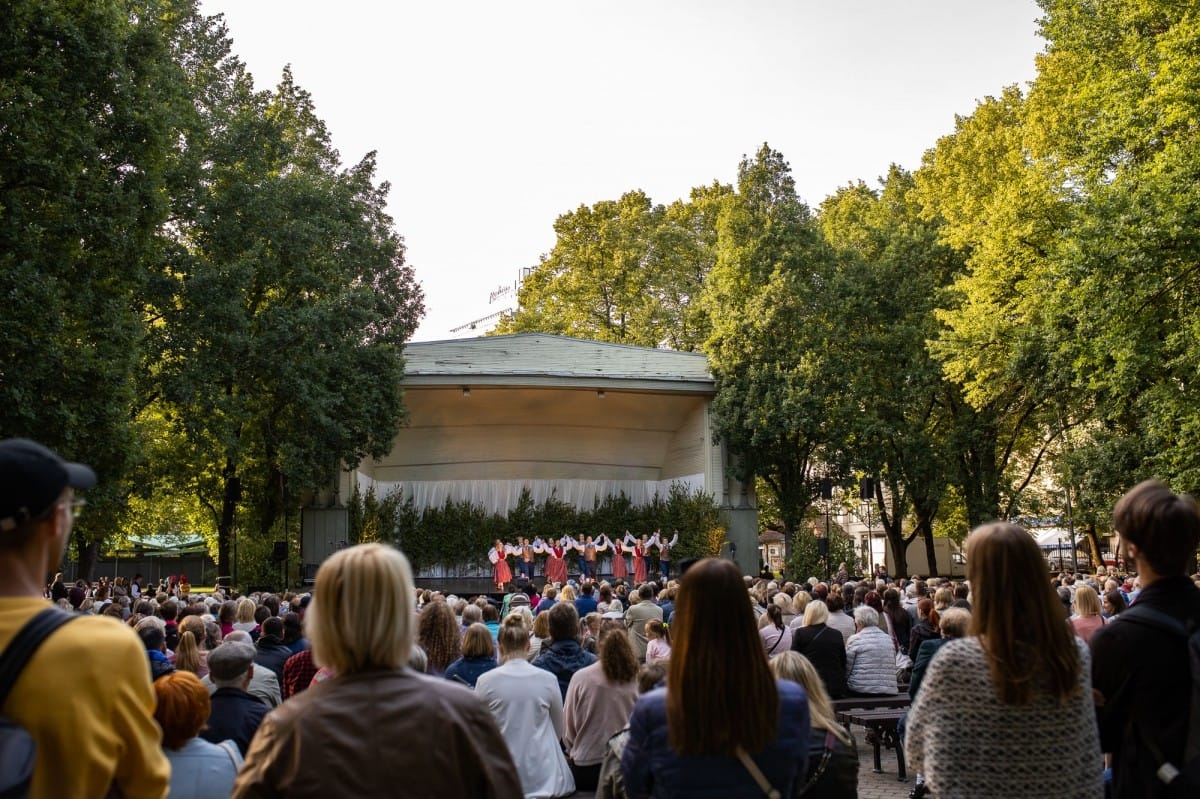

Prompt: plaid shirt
[{"left": 282, "top": 648, "right": 319, "bottom": 699}]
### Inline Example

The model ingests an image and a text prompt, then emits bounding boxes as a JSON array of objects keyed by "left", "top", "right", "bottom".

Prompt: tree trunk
[
  {"left": 1082, "top": 523, "right": 1106, "bottom": 571},
  {"left": 75, "top": 537, "right": 100, "bottom": 583},
  {"left": 218, "top": 457, "right": 241, "bottom": 583}
]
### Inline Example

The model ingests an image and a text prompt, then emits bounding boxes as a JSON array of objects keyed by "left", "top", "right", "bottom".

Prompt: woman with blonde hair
[
  {"left": 1069, "top": 584, "right": 1106, "bottom": 643},
  {"left": 559, "top": 583, "right": 578, "bottom": 603},
  {"left": 621, "top": 558, "right": 810, "bottom": 797},
  {"left": 232, "top": 597, "right": 257, "bottom": 635},
  {"left": 234, "top": 543, "right": 521, "bottom": 798},
  {"left": 154, "top": 670, "right": 241, "bottom": 798},
  {"left": 932, "top": 586, "right": 954, "bottom": 613},
  {"left": 788, "top": 590, "right": 810, "bottom": 628},
  {"left": 769, "top": 652, "right": 858, "bottom": 798},
  {"left": 790, "top": 599, "right": 847, "bottom": 699},
  {"left": 905, "top": 523, "right": 1101, "bottom": 798}
]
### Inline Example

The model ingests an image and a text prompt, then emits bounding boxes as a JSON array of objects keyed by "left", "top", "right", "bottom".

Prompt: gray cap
[{"left": 207, "top": 641, "right": 256, "bottom": 682}]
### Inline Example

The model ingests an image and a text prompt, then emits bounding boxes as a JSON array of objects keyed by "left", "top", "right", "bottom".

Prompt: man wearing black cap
[{"left": 0, "top": 438, "right": 170, "bottom": 798}]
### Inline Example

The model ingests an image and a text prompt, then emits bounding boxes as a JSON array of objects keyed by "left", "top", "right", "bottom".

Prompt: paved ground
[
  {"left": 564, "top": 719, "right": 914, "bottom": 798},
  {"left": 851, "top": 719, "right": 915, "bottom": 799}
]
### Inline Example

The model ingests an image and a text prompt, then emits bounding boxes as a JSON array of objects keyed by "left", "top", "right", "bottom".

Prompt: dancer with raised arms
[
  {"left": 611, "top": 532, "right": 630, "bottom": 580},
  {"left": 654, "top": 529, "right": 679, "bottom": 581},
  {"left": 546, "top": 536, "right": 570, "bottom": 585},
  {"left": 488, "top": 539, "right": 513, "bottom": 591},
  {"left": 574, "top": 534, "right": 608, "bottom": 582}
]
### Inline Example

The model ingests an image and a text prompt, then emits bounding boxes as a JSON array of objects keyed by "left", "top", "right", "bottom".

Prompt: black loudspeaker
[
  {"left": 860, "top": 477, "right": 875, "bottom": 500},
  {"left": 817, "top": 538, "right": 829, "bottom": 556},
  {"left": 271, "top": 541, "right": 288, "bottom": 562},
  {"left": 820, "top": 478, "right": 833, "bottom": 500}
]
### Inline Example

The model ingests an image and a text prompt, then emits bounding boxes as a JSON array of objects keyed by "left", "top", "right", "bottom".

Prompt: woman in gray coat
[{"left": 844, "top": 606, "right": 899, "bottom": 696}]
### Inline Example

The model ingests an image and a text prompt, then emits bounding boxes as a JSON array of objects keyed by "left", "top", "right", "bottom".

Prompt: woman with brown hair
[
  {"left": 620, "top": 558, "right": 810, "bottom": 798},
  {"left": 175, "top": 614, "right": 211, "bottom": 678},
  {"left": 444, "top": 622, "right": 498, "bottom": 688},
  {"left": 906, "top": 598, "right": 940, "bottom": 663},
  {"left": 905, "top": 523, "right": 1102, "bottom": 798},
  {"left": 563, "top": 620, "right": 640, "bottom": 791},
  {"left": 1101, "top": 587, "right": 1126, "bottom": 618},
  {"left": 416, "top": 599, "right": 461, "bottom": 676},
  {"left": 758, "top": 603, "right": 792, "bottom": 657}
]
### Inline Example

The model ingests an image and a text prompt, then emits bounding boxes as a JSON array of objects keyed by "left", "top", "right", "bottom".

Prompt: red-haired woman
[
  {"left": 621, "top": 558, "right": 811, "bottom": 797},
  {"left": 154, "top": 670, "right": 241, "bottom": 798}
]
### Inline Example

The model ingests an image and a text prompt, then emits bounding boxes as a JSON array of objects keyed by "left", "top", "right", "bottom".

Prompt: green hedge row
[{"left": 347, "top": 483, "right": 727, "bottom": 575}]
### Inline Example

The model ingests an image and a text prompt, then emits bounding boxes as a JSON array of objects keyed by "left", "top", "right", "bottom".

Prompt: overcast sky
[{"left": 198, "top": 1, "right": 1044, "bottom": 342}]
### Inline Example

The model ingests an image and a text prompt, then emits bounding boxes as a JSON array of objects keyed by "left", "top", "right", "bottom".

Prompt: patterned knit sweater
[{"left": 905, "top": 637, "right": 1103, "bottom": 798}]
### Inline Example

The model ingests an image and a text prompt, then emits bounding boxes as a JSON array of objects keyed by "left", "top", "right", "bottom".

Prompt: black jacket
[
  {"left": 1090, "top": 576, "right": 1200, "bottom": 799},
  {"left": 532, "top": 639, "right": 597, "bottom": 700},
  {"left": 800, "top": 727, "right": 858, "bottom": 799},
  {"left": 203, "top": 687, "right": 269, "bottom": 754},
  {"left": 255, "top": 634, "right": 294, "bottom": 684},
  {"left": 791, "top": 623, "right": 847, "bottom": 699}
]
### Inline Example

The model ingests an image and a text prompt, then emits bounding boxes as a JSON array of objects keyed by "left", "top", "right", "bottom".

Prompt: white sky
[{"left": 198, "top": 0, "right": 1043, "bottom": 342}]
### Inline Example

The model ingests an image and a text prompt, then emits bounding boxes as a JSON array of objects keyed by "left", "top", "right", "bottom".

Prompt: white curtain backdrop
[{"left": 356, "top": 473, "right": 706, "bottom": 517}]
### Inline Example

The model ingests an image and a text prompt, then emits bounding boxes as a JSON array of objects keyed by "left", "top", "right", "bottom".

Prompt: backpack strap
[
  {"left": 734, "top": 746, "right": 781, "bottom": 799},
  {"left": 0, "top": 608, "right": 77, "bottom": 709},
  {"left": 219, "top": 739, "right": 244, "bottom": 770}
]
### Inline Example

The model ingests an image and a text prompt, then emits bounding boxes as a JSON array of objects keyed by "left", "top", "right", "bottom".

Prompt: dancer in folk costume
[
  {"left": 631, "top": 534, "right": 650, "bottom": 585},
  {"left": 546, "top": 536, "right": 570, "bottom": 585},
  {"left": 574, "top": 534, "right": 608, "bottom": 581},
  {"left": 489, "top": 539, "right": 514, "bottom": 590},
  {"left": 517, "top": 536, "right": 546, "bottom": 581},
  {"left": 609, "top": 533, "right": 629, "bottom": 580},
  {"left": 652, "top": 529, "right": 679, "bottom": 580}
]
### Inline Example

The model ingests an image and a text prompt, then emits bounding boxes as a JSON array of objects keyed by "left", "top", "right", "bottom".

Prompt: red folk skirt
[
  {"left": 612, "top": 548, "right": 628, "bottom": 579},
  {"left": 493, "top": 558, "right": 512, "bottom": 585},
  {"left": 633, "top": 549, "right": 648, "bottom": 584},
  {"left": 547, "top": 551, "right": 568, "bottom": 584}
]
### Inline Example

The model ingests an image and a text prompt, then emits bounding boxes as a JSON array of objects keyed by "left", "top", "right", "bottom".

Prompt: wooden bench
[
  {"left": 831, "top": 693, "right": 910, "bottom": 712},
  {"left": 834, "top": 703, "right": 909, "bottom": 781}
]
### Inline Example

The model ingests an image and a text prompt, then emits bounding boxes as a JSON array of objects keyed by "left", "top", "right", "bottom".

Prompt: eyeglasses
[{"left": 60, "top": 498, "right": 87, "bottom": 520}]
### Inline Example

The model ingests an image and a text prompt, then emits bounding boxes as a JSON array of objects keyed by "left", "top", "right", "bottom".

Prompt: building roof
[{"left": 403, "top": 334, "right": 712, "bottom": 392}]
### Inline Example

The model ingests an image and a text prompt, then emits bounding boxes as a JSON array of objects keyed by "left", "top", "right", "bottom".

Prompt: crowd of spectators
[{"left": 6, "top": 439, "right": 1200, "bottom": 799}]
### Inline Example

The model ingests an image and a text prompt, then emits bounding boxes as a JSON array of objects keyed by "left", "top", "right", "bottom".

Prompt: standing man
[
  {"left": 655, "top": 530, "right": 678, "bottom": 581},
  {"left": 624, "top": 584, "right": 663, "bottom": 663},
  {"left": 1090, "top": 480, "right": 1200, "bottom": 798},
  {"left": 579, "top": 535, "right": 605, "bottom": 582},
  {"left": 0, "top": 438, "right": 170, "bottom": 798},
  {"left": 518, "top": 537, "right": 539, "bottom": 581}
]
